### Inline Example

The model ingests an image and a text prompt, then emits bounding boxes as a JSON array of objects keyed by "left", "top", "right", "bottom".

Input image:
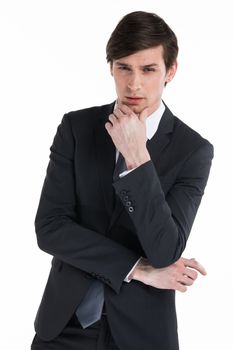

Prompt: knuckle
[
  {"left": 193, "top": 271, "right": 198, "bottom": 279},
  {"left": 128, "top": 111, "right": 135, "bottom": 118},
  {"left": 191, "top": 258, "right": 197, "bottom": 264},
  {"left": 173, "top": 262, "right": 181, "bottom": 272}
]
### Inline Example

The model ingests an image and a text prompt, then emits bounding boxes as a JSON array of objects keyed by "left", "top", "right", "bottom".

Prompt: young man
[{"left": 31, "top": 11, "right": 213, "bottom": 350}]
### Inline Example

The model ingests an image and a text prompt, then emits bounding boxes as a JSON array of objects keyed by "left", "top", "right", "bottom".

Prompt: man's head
[
  {"left": 106, "top": 11, "right": 178, "bottom": 114},
  {"left": 106, "top": 11, "right": 178, "bottom": 71}
]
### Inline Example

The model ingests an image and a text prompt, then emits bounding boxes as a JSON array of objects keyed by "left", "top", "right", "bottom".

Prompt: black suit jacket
[{"left": 34, "top": 102, "right": 213, "bottom": 350}]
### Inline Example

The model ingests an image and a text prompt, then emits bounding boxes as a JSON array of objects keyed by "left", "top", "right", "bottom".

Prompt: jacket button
[
  {"left": 126, "top": 201, "right": 132, "bottom": 207},
  {"left": 128, "top": 206, "right": 134, "bottom": 213},
  {"left": 123, "top": 195, "right": 129, "bottom": 201},
  {"left": 120, "top": 190, "right": 127, "bottom": 196}
]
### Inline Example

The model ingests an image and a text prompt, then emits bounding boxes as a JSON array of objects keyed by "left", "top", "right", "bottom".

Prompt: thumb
[
  {"left": 182, "top": 257, "right": 207, "bottom": 276},
  {"left": 139, "top": 107, "right": 150, "bottom": 122}
]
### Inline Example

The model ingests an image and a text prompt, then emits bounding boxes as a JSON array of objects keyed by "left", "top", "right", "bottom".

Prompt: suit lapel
[
  {"left": 94, "top": 103, "right": 116, "bottom": 217},
  {"left": 146, "top": 104, "right": 175, "bottom": 172}
]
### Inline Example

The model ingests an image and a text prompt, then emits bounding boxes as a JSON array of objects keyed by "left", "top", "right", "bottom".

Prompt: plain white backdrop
[{"left": 1, "top": 0, "right": 232, "bottom": 349}]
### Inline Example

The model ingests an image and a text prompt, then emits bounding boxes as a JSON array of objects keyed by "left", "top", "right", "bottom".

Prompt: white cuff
[
  {"left": 119, "top": 167, "right": 137, "bottom": 178},
  {"left": 124, "top": 257, "right": 143, "bottom": 282}
]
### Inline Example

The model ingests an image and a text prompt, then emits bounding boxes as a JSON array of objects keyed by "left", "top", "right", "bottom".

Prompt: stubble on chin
[
  {"left": 128, "top": 105, "right": 147, "bottom": 116},
  {"left": 117, "top": 98, "right": 148, "bottom": 116},
  {"left": 122, "top": 101, "right": 146, "bottom": 115},
  {"left": 128, "top": 107, "right": 140, "bottom": 116}
]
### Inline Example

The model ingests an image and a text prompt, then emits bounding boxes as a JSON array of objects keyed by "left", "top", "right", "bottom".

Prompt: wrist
[
  {"left": 129, "top": 257, "right": 149, "bottom": 281},
  {"left": 126, "top": 149, "right": 151, "bottom": 170},
  {"left": 128, "top": 267, "right": 139, "bottom": 281}
]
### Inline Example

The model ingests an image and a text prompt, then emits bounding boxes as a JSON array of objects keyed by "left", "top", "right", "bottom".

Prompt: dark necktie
[
  {"left": 75, "top": 280, "right": 104, "bottom": 328},
  {"left": 76, "top": 151, "right": 126, "bottom": 328},
  {"left": 113, "top": 152, "right": 127, "bottom": 181}
]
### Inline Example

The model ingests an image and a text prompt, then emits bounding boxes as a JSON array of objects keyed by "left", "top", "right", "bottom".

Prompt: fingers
[
  {"left": 172, "top": 257, "right": 207, "bottom": 293},
  {"left": 117, "top": 103, "right": 136, "bottom": 117},
  {"left": 116, "top": 103, "right": 149, "bottom": 121},
  {"left": 106, "top": 107, "right": 130, "bottom": 130},
  {"left": 108, "top": 113, "right": 118, "bottom": 125},
  {"left": 184, "top": 268, "right": 198, "bottom": 280},
  {"left": 105, "top": 121, "right": 112, "bottom": 132},
  {"left": 176, "top": 272, "right": 199, "bottom": 292},
  {"left": 181, "top": 257, "right": 207, "bottom": 276},
  {"left": 105, "top": 104, "right": 137, "bottom": 132},
  {"left": 107, "top": 103, "right": 150, "bottom": 125},
  {"left": 105, "top": 112, "right": 121, "bottom": 131},
  {"left": 175, "top": 282, "right": 187, "bottom": 293},
  {"left": 177, "top": 274, "right": 195, "bottom": 286}
]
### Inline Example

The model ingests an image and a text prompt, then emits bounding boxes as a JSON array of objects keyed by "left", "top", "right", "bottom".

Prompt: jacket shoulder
[
  {"left": 58, "top": 103, "right": 114, "bottom": 140},
  {"left": 173, "top": 115, "right": 214, "bottom": 154},
  {"left": 65, "top": 102, "right": 114, "bottom": 126}
]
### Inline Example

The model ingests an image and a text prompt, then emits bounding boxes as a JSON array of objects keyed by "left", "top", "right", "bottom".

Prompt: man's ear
[{"left": 166, "top": 60, "right": 178, "bottom": 83}]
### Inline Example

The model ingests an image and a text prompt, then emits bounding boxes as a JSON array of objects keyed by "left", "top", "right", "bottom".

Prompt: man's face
[{"left": 110, "top": 46, "right": 177, "bottom": 114}]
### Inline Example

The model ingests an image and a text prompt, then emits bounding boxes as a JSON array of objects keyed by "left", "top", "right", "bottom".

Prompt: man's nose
[{"left": 127, "top": 72, "right": 142, "bottom": 91}]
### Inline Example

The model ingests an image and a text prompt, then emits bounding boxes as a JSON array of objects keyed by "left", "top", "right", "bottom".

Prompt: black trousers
[{"left": 31, "top": 313, "right": 120, "bottom": 350}]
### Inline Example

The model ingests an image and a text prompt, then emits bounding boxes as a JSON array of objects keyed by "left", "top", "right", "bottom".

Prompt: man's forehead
[{"left": 113, "top": 46, "right": 164, "bottom": 66}]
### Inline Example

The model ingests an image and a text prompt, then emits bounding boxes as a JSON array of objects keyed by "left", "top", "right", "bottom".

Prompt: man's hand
[
  {"left": 130, "top": 257, "right": 207, "bottom": 292},
  {"left": 105, "top": 104, "right": 151, "bottom": 169}
]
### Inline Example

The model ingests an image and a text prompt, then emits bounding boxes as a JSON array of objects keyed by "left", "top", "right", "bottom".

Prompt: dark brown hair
[{"left": 106, "top": 11, "right": 178, "bottom": 71}]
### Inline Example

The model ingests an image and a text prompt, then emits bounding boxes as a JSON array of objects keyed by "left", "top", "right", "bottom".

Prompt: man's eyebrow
[
  {"left": 115, "top": 62, "right": 159, "bottom": 68},
  {"left": 115, "top": 62, "right": 130, "bottom": 67},
  {"left": 142, "top": 63, "right": 159, "bottom": 68}
]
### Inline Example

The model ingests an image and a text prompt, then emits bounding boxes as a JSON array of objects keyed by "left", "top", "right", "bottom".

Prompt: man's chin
[
  {"left": 125, "top": 104, "right": 146, "bottom": 115},
  {"left": 118, "top": 98, "right": 148, "bottom": 114}
]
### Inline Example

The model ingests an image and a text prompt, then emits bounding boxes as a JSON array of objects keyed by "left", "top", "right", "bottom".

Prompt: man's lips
[
  {"left": 125, "top": 96, "right": 144, "bottom": 104},
  {"left": 126, "top": 96, "right": 143, "bottom": 99}
]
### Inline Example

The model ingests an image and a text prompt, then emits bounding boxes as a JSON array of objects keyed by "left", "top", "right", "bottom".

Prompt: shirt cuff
[
  {"left": 124, "top": 257, "right": 143, "bottom": 282},
  {"left": 119, "top": 167, "right": 137, "bottom": 178}
]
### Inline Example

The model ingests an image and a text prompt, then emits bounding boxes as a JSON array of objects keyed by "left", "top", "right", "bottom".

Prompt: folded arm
[
  {"left": 107, "top": 103, "right": 213, "bottom": 269},
  {"left": 35, "top": 114, "right": 140, "bottom": 294},
  {"left": 113, "top": 142, "right": 213, "bottom": 268},
  {"left": 130, "top": 256, "right": 207, "bottom": 292}
]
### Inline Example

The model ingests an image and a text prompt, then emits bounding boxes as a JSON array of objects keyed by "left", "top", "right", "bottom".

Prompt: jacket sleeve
[
  {"left": 113, "top": 141, "right": 214, "bottom": 267},
  {"left": 35, "top": 114, "right": 140, "bottom": 294}
]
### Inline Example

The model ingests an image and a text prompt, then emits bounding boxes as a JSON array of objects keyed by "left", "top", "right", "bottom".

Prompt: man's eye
[
  {"left": 119, "top": 66, "right": 130, "bottom": 71},
  {"left": 143, "top": 68, "right": 155, "bottom": 72}
]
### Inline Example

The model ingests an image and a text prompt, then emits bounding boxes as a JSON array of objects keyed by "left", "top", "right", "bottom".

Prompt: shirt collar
[{"left": 146, "top": 101, "right": 165, "bottom": 140}]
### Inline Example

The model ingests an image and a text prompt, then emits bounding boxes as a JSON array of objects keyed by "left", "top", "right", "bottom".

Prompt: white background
[{"left": 1, "top": 0, "right": 232, "bottom": 349}]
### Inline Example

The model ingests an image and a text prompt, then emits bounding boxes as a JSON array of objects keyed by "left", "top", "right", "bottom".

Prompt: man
[{"left": 31, "top": 11, "right": 213, "bottom": 350}]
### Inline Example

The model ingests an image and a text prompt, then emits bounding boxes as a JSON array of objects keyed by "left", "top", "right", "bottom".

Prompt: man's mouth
[{"left": 125, "top": 96, "right": 144, "bottom": 105}]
